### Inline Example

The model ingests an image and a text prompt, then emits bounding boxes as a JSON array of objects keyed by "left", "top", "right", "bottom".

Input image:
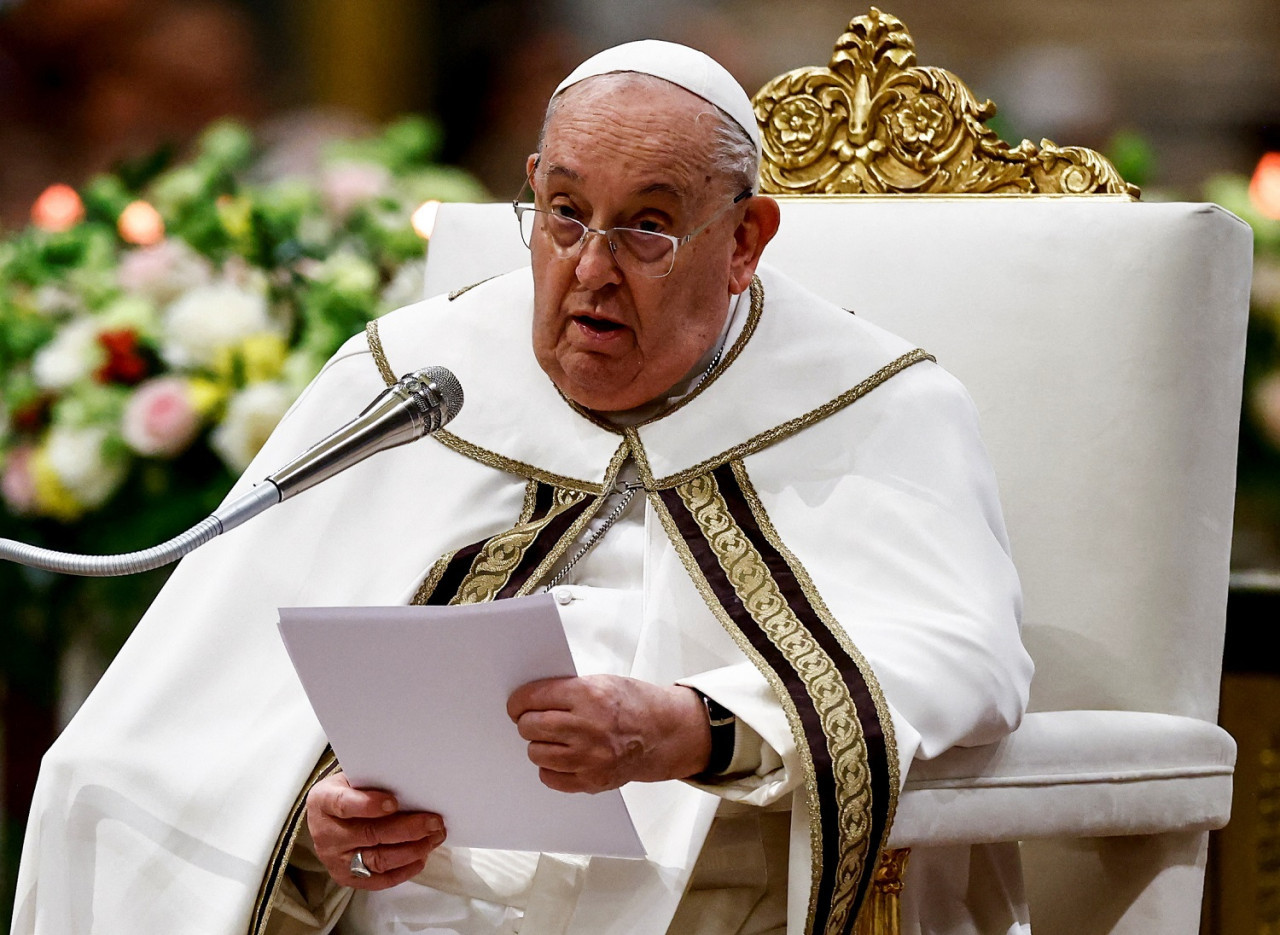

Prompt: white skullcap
[{"left": 552, "top": 39, "right": 761, "bottom": 159}]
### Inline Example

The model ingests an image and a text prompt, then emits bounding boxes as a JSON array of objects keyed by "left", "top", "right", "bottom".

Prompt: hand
[
  {"left": 507, "top": 675, "right": 712, "bottom": 793},
  {"left": 305, "top": 772, "right": 446, "bottom": 889}
]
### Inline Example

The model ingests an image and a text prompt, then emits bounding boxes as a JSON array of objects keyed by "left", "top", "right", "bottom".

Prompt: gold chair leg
[{"left": 853, "top": 848, "right": 911, "bottom": 935}]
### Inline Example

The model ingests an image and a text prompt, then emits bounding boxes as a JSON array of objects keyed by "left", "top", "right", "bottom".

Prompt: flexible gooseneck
[{"left": 0, "top": 366, "right": 464, "bottom": 577}]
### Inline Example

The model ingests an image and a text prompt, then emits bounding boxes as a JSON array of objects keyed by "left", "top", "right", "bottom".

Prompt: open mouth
[{"left": 573, "top": 315, "right": 625, "bottom": 334}]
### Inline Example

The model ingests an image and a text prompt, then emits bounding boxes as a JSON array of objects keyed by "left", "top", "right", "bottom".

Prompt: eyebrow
[{"left": 539, "top": 163, "right": 686, "bottom": 201}]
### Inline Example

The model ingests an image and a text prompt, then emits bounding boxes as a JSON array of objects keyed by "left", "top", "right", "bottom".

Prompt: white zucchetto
[{"left": 552, "top": 39, "right": 761, "bottom": 159}]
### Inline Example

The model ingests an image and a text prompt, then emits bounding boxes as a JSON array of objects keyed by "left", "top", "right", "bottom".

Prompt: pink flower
[
  {"left": 321, "top": 160, "right": 391, "bottom": 218},
  {"left": 117, "top": 239, "right": 213, "bottom": 305},
  {"left": 122, "top": 377, "right": 201, "bottom": 458},
  {"left": 1, "top": 446, "right": 38, "bottom": 515}
]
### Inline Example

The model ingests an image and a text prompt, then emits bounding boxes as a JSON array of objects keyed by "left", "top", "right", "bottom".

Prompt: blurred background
[{"left": 2, "top": 0, "right": 1280, "bottom": 929}]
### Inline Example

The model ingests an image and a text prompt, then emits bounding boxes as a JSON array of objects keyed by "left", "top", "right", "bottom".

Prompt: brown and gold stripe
[{"left": 657, "top": 462, "right": 896, "bottom": 935}]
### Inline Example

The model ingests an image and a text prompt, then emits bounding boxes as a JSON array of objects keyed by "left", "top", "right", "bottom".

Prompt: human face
[{"left": 528, "top": 76, "right": 768, "bottom": 412}]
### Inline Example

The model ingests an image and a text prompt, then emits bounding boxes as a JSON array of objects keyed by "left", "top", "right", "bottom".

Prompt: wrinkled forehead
[{"left": 536, "top": 76, "right": 727, "bottom": 198}]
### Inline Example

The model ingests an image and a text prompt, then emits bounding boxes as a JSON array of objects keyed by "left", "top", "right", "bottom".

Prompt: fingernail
[{"left": 382, "top": 799, "right": 396, "bottom": 813}]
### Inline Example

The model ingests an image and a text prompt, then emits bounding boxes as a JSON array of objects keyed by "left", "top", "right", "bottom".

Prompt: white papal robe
[{"left": 13, "top": 263, "right": 1033, "bottom": 935}]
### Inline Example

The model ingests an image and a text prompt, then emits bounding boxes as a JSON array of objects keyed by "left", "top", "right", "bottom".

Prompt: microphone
[
  {"left": 0, "top": 366, "right": 464, "bottom": 577},
  {"left": 267, "top": 365, "right": 464, "bottom": 501}
]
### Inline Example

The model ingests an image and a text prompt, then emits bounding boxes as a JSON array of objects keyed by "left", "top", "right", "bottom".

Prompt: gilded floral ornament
[{"left": 752, "top": 8, "right": 1139, "bottom": 198}]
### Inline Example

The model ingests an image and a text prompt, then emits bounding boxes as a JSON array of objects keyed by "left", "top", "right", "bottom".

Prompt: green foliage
[{"left": 0, "top": 114, "right": 487, "bottom": 664}]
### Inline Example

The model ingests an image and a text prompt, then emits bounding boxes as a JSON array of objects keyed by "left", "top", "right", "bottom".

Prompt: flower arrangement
[{"left": 0, "top": 117, "right": 486, "bottom": 540}]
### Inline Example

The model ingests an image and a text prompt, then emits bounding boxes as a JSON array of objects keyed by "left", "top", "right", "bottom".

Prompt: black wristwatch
[{"left": 694, "top": 689, "right": 737, "bottom": 775}]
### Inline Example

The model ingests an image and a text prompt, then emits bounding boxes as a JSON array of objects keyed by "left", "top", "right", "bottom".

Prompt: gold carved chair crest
[{"left": 751, "top": 7, "right": 1138, "bottom": 198}]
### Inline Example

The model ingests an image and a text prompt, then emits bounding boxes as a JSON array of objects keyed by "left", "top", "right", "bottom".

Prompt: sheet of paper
[{"left": 278, "top": 594, "right": 644, "bottom": 858}]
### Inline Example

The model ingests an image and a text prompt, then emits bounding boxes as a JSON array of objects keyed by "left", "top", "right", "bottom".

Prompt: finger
[
  {"left": 525, "top": 739, "right": 592, "bottom": 771},
  {"left": 358, "top": 831, "right": 447, "bottom": 876},
  {"left": 316, "top": 810, "right": 445, "bottom": 853},
  {"left": 515, "top": 709, "right": 580, "bottom": 742},
  {"left": 507, "top": 677, "right": 577, "bottom": 721},
  {"left": 311, "top": 776, "right": 399, "bottom": 821},
  {"left": 537, "top": 766, "right": 607, "bottom": 794},
  {"left": 361, "top": 858, "right": 429, "bottom": 892}
]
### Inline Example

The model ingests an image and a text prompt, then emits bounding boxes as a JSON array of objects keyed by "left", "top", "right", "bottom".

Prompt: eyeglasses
[{"left": 512, "top": 182, "right": 752, "bottom": 279}]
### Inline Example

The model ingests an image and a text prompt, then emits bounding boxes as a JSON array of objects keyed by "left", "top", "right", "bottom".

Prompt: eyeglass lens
[{"left": 518, "top": 209, "right": 675, "bottom": 275}]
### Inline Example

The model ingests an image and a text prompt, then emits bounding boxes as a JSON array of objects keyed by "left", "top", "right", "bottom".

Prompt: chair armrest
[{"left": 886, "top": 710, "right": 1236, "bottom": 848}]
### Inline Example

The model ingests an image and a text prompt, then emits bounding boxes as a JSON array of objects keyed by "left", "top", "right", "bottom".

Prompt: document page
[{"left": 278, "top": 594, "right": 644, "bottom": 858}]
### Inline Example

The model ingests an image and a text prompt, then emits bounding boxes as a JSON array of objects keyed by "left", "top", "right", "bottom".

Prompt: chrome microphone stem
[{"left": 267, "top": 380, "right": 437, "bottom": 501}]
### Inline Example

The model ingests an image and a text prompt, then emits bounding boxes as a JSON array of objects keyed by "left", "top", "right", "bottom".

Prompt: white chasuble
[{"left": 14, "top": 265, "right": 1031, "bottom": 935}]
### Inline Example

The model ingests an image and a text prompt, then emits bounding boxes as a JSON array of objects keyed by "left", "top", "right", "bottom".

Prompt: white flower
[
  {"left": 211, "top": 382, "right": 293, "bottom": 472},
  {"left": 122, "top": 377, "right": 201, "bottom": 457},
  {"left": 308, "top": 250, "right": 379, "bottom": 296},
  {"left": 118, "top": 239, "right": 213, "bottom": 305},
  {"left": 44, "top": 425, "right": 128, "bottom": 510},
  {"left": 33, "top": 284, "right": 83, "bottom": 316},
  {"left": 32, "top": 318, "right": 104, "bottom": 389},
  {"left": 161, "top": 280, "right": 279, "bottom": 369},
  {"left": 380, "top": 258, "right": 425, "bottom": 310}
]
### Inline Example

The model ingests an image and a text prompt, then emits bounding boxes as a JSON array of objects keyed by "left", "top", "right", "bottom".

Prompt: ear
[
  {"left": 727, "top": 196, "right": 781, "bottom": 294},
  {"left": 525, "top": 153, "right": 539, "bottom": 184}
]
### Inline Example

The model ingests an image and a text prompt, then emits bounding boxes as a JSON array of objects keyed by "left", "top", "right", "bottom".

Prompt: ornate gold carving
[
  {"left": 852, "top": 849, "right": 911, "bottom": 935},
  {"left": 753, "top": 8, "right": 1138, "bottom": 198}
]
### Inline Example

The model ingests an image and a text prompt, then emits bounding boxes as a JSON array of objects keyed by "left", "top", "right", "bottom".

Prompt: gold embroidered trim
[
  {"left": 448, "top": 275, "right": 499, "bottom": 301},
  {"left": 677, "top": 471, "right": 881, "bottom": 933},
  {"left": 249, "top": 747, "right": 341, "bottom": 935},
  {"left": 730, "top": 460, "right": 895, "bottom": 932},
  {"left": 633, "top": 429, "right": 823, "bottom": 933},
  {"left": 654, "top": 348, "right": 934, "bottom": 489},
  {"left": 431, "top": 429, "right": 605, "bottom": 495},
  {"left": 555, "top": 275, "right": 765, "bottom": 434},
  {"left": 451, "top": 487, "right": 591, "bottom": 604},
  {"left": 515, "top": 441, "right": 632, "bottom": 596},
  {"left": 519, "top": 478, "right": 541, "bottom": 524},
  {"left": 411, "top": 550, "right": 457, "bottom": 605},
  {"left": 732, "top": 460, "right": 901, "bottom": 804},
  {"left": 365, "top": 320, "right": 397, "bottom": 387}
]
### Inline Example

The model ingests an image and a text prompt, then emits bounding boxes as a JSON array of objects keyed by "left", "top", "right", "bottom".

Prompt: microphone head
[{"left": 401, "top": 366, "right": 464, "bottom": 428}]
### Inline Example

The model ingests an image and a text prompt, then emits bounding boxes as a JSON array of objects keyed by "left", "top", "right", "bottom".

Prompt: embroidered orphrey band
[
  {"left": 658, "top": 463, "right": 896, "bottom": 935},
  {"left": 249, "top": 747, "right": 341, "bottom": 935}
]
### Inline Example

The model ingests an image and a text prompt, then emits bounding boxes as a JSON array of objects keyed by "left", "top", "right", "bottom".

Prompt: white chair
[{"left": 420, "top": 10, "right": 1251, "bottom": 933}]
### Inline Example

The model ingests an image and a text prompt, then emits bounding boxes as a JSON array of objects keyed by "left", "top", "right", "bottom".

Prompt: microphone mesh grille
[{"left": 414, "top": 366, "right": 465, "bottom": 423}]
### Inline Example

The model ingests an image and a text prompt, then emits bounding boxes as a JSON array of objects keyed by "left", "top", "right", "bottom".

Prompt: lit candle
[
  {"left": 1249, "top": 153, "right": 1280, "bottom": 221},
  {"left": 31, "top": 184, "right": 85, "bottom": 232},
  {"left": 412, "top": 200, "right": 442, "bottom": 240},
  {"left": 118, "top": 201, "right": 166, "bottom": 245}
]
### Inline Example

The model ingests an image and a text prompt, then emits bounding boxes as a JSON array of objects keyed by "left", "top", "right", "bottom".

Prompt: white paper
[{"left": 277, "top": 594, "right": 644, "bottom": 858}]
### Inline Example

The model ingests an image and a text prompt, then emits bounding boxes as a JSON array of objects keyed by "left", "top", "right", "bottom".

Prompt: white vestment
[{"left": 13, "top": 263, "right": 1033, "bottom": 935}]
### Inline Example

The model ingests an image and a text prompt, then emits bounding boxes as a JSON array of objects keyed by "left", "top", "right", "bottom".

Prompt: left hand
[{"left": 507, "top": 675, "right": 712, "bottom": 793}]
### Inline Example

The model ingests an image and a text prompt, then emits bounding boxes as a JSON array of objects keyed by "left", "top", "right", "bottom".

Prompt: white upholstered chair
[{"left": 419, "top": 11, "right": 1252, "bottom": 933}]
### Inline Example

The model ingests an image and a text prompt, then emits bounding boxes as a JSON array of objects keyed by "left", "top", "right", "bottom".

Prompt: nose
[{"left": 574, "top": 229, "right": 623, "bottom": 290}]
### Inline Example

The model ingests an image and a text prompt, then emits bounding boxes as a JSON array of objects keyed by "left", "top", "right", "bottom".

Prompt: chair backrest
[
  {"left": 423, "top": 9, "right": 1253, "bottom": 727},
  {"left": 424, "top": 199, "right": 1250, "bottom": 724}
]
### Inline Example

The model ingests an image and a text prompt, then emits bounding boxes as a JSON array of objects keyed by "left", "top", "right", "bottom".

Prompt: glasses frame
[{"left": 512, "top": 177, "right": 753, "bottom": 279}]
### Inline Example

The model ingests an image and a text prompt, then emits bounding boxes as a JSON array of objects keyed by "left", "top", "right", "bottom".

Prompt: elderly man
[{"left": 15, "top": 41, "right": 1032, "bottom": 935}]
